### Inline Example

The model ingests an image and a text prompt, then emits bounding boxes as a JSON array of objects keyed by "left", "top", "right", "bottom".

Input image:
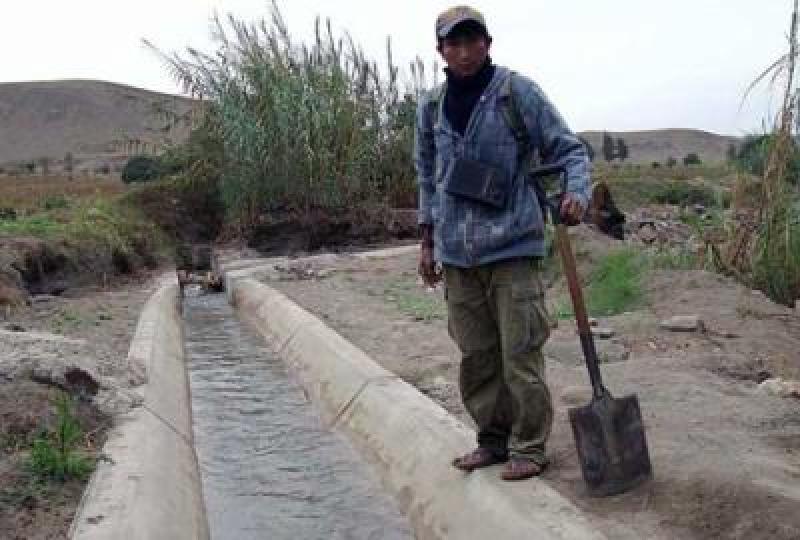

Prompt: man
[{"left": 414, "top": 6, "right": 590, "bottom": 480}]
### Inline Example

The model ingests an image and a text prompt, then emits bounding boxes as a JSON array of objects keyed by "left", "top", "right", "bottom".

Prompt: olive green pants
[{"left": 444, "top": 258, "right": 553, "bottom": 466}]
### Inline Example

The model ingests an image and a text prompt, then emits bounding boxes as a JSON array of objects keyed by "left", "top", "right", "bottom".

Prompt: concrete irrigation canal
[
  {"left": 183, "top": 292, "right": 409, "bottom": 539},
  {"left": 68, "top": 251, "right": 603, "bottom": 540}
]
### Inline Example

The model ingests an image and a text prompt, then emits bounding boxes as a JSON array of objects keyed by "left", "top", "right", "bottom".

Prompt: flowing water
[{"left": 183, "top": 293, "right": 411, "bottom": 540}]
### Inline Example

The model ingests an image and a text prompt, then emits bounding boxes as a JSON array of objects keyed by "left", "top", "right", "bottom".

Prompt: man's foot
[
  {"left": 452, "top": 447, "right": 508, "bottom": 472},
  {"left": 500, "top": 458, "right": 545, "bottom": 481}
]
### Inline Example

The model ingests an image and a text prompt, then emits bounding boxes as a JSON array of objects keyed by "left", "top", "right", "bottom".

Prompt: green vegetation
[
  {"left": 651, "top": 181, "right": 717, "bottom": 207},
  {"left": 121, "top": 155, "right": 163, "bottom": 183},
  {"left": 0, "top": 215, "right": 62, "bottom": 236},
  {"left": 715, "top": 2, "right": 800, "bottom": 307},
  {"left": 27, "top": 393, "right": 94, "bottom": 482},
  {"left": 384, "top": 278, "right": 446, "bottom": 321},
  {"left": 730, "top": 134, "right": 800, "bottom": 185},
  {"left": 148, "top": 4, "right": 424, "bottom": 232},
  {"left": 555, "top": 249, "right": 645, "bottom": 318},
  {"left": 586, "top": 249, "right": 645, "bottom": 316}
]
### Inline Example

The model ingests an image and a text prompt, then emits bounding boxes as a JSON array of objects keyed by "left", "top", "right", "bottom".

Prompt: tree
[
  {"left": 726, "top": 143, "right": 737, "bottom": 162},
  {"left": 577, "top": 135, "right": 595, "bottom": 161},
  {"left": 38, "top": 157, "right": 50, "bottom": 176},
  {"left": 683, "top": 153, "right": 702, "bottom": 166},
  {"left": 666, "top": 156, "right": 677, "bottom": 168},
  {"left": 602, "top": 132, "right": 615, "bottom": 162},
  {"left": 64, "top": 152, "right": 74, "bottom": 180},
  {"left": 616, "top": 138, "right": 629, "bottom": 161}
]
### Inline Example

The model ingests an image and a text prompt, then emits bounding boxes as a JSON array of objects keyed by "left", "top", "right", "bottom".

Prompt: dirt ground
[
  {"left": 225, "top": 231, "right": 800, "bottom": 540},
  {"left": 0, "top": 273, "right": 157, "bottom": 540}
]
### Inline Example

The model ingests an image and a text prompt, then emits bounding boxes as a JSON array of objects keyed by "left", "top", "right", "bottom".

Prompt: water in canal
[{"left": 183, "top": 292, "right": 411, "bottom": 540}]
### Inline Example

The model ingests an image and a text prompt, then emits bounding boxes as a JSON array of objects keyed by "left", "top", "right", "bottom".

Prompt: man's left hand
[{"left": 560, "top": 194, "right": 584, "bottom": 225}]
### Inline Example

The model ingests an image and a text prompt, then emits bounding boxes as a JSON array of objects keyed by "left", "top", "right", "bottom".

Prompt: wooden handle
[{"left": 554, "top": 223, "right": 606, "bottom": 398}]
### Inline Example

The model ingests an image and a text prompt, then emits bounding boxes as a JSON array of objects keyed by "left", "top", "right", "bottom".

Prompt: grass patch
[
  {"left": 383, "top": 279, "right": 446, "bottom": 321},
  {"left": 0, "top": 215, "right": 63, "bottom": 236},
  {"left": 556, "top": 249, "right": 645, "bottom": 318},
  {"left": 27, "top": 393, "right": 94, "bottom": 482}
]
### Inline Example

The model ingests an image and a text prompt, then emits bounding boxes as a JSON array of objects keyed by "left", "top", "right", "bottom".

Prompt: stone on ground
[{"left": 659, "top": 315, "right": 705, "bottom": 332}]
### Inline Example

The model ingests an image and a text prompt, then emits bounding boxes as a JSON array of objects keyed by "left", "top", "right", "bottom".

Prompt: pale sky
[{"left": 1, "top": 1, "right": 794, "bottom": 135}]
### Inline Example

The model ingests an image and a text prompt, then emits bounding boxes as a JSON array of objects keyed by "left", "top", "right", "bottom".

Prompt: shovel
[{"left": 529, "top": 163, "right": 652, "bottom": 497}]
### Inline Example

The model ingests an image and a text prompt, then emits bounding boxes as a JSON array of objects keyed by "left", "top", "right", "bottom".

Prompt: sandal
[
  {"left": 452, "top": 447, "right": 508, "bottom": 472},
  {"left": 500, "top": 458, "right": 546, "bottom": 481}
]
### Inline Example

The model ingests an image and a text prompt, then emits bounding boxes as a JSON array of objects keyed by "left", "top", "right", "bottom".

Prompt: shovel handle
[{"left": 528, "top": 163, "right": 607, "bottom": 398}]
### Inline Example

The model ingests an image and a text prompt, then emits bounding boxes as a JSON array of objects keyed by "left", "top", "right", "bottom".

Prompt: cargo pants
[{"left": 444, "top": 257, "right": 553, "bottom": 466}]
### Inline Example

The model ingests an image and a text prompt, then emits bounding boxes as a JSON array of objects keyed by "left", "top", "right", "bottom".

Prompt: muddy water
[{"left": 183, "top": 293, "right": 411, "bottom": 540}]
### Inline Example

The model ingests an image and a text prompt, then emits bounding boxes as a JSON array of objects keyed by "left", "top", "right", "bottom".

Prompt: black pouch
[{"left": 444, "top": 157, "right": 511, "bottom": 209}]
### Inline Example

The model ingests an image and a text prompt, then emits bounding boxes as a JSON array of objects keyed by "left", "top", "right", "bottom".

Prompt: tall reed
[
  {"left": 722, "top": 0, "right": 800, "bottom": 305},
  {"left": 147, "top": 2, "right": 428, "bottom": 230}
]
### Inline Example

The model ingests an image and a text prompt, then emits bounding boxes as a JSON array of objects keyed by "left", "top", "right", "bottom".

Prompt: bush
[
  {"left": 652, "top": 182, "right": 716, "bottom": 207},
  {"left": 121, "top": 155, "right": 163, "bottom": 184}
]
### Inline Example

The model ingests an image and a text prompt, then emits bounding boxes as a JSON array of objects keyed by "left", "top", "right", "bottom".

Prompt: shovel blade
[{"left": 569, "top": 393, "right": 652, "bottom": 496}]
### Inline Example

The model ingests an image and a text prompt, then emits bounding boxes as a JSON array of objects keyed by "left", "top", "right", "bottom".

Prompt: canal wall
[
  {"left": 70, "top": 276, "right": 209, "bottom": 540},
  {"left": 227, "top": 271, "right": 606, "bottom": 540}
]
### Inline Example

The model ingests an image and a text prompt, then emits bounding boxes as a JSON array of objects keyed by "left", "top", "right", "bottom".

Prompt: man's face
[{"left": 438, "top": 24, "right": 490, "bottom": 78}]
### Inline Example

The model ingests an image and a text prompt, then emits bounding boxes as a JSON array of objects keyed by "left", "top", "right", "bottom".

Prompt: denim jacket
[{"left": 414, "top": 66, "right": 590, "bottom": 267}]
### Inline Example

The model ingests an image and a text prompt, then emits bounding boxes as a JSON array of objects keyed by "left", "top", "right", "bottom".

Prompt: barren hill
[
  {"left": 580, "top": 129, "right": 738, "bottom": 165},
  {"left": 1, "top": 80, "right": 738, "bottom": 169},
  {"left": 0, "top": 79, "right": 194, "bottom": 166}
]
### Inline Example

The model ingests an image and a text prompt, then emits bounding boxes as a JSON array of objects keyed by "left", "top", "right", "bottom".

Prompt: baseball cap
[{"left": 435, "top": 6, "right": 488, "bottom": 39}]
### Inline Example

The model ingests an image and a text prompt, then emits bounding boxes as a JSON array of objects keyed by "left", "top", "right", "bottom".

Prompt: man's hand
[
  {"left": 418, "top": 245, "right": 442, "bottom": 287},
  {"left": 560, "top": 193, "right": 585, "bottom": 226}
]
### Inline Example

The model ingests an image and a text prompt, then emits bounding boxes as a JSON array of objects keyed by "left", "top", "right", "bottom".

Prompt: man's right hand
[{"left": 418, "top": 245, "right": 442, "bottom": 287}]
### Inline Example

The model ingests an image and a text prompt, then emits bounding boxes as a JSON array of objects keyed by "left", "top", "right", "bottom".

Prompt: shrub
[
  {"left": 121, "top": 155, "right": 163, "bottom": 184},
  {"left": 651, "top": 181, "right": 716, "bottom": 207}
]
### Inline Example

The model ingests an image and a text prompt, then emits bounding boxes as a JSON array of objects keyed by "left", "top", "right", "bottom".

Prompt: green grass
[
  {"left": 27, "top": 393, "right": 93, "bottom": 482},
  {"left": 0, "top": 215, "right": 63, "bottom": 236},
  {"left": 383, "top": 279, "right": 447, "bottom": 321},
  {"left": 557, "top": 249, "right": 645, "bottom": 318}
]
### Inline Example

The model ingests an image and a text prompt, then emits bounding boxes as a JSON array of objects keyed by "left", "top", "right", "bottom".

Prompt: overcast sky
[{"left": 2, "top": 1, "right": 794, "bottom": 134}]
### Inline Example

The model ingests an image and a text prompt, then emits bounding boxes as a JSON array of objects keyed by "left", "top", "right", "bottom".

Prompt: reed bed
[{"left": 148, "top": 2, "right": 429, "bottom": 231}]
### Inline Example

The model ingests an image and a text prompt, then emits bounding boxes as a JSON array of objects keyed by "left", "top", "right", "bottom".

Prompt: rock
[
  {"left": 591, "top": 327, "right": 615, "bottom": 339},
  {"left": 31, "top": 294, "right": 58, "bottom": 304},
  {"left": 659, "top": 315, "right": 705, "bottom": 332},
  {"left": 639, "top": 224, "right": 658, "bottom": 244},
  {"left": 757, "top": 378, "right": 800, "bottom": 399},
  {"left": 545, "top": 339, "right": 629, "bottom": 366},
  {"left": 560, "top": 385, "right": 593, "bottom": 406}
]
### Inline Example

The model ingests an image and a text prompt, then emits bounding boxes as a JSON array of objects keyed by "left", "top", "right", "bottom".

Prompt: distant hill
[
  {"left": 0, "top": 80, "right": 738, "bottom": 172},
  {"left": 580, "top": 129, "right": 739, "bottom": 165},
  {"left": 0, "top": 79, "right": 195, "bottom": 172}
]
